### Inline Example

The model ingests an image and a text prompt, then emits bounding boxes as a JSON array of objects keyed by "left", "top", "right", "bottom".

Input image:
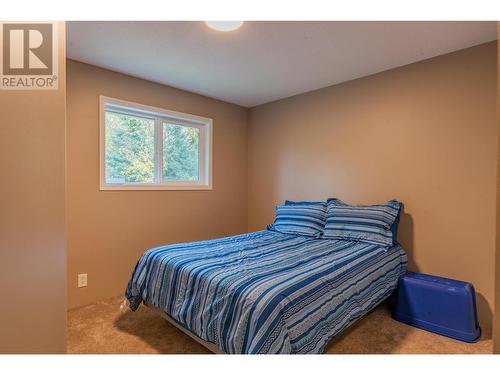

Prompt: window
[{"left": 100, "top": 96, "right": 212, "bottom": 190}]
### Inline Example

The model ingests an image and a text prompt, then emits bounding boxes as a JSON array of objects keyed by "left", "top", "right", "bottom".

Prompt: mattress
[{"left": 125, "top": 230, "right": 407, "bottom": 354}]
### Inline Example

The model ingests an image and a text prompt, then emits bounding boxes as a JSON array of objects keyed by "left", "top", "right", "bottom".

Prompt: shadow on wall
[
  {"left": 397, "top": 206, "right": 419, "bottom": 272},
  {"left": 476, "top": 293, "right": 493, "bottom": 339}
]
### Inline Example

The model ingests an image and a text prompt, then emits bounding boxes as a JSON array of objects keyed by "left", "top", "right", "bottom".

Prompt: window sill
[{"left": 99, "top": 184, "right": 213, "bottom": 191}]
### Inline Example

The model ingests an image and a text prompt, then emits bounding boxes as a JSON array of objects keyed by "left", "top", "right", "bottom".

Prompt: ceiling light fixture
[{"left": 205, "top": 21, "right": 243, "bottom": 32}]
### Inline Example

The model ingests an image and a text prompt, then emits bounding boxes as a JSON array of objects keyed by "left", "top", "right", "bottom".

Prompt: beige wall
[
  {"left": 67, "top": 60, "right": 248, "bottom": 309},
  {"left": 248, "top": 42, "right": 497, "bottom": 334},
  {"left": 0, "top": 22, "right": 67, "bottom": 353}
]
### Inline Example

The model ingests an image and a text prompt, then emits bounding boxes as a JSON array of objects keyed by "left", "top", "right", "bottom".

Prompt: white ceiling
[{"left": 67, "top": 21, "right": 497, "bottom": 108}]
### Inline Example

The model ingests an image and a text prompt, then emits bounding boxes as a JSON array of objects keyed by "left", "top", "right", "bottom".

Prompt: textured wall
[{"left": 248, "top": 42, "right": 497, "bottom": 334}]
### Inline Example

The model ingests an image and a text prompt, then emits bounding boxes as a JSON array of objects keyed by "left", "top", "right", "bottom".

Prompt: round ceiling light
[{"left": 205, "top": 21, "right": 243, "bottom": 32}]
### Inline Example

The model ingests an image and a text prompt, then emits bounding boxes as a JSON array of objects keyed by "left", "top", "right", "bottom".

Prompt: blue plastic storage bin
[{"left": 392, "top": 272, "right": 481, "bottom": 343}]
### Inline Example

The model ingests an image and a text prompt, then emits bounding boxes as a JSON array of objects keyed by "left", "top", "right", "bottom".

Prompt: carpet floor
[{"left": 67, "top": 296, "right": 492, "bottom": 354}]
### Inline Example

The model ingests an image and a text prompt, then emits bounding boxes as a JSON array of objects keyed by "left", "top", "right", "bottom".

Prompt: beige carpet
[{"left": 67, "top": 296, "right": 492, "bottom": 354}]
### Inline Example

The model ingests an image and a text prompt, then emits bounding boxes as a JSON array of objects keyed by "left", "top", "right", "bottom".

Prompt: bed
[{"left": 125, "top": 229, "right": 407, "bottom": 354}]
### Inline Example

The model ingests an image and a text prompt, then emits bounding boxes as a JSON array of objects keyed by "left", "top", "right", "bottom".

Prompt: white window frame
[{"left": 99, "top": 96, "right": 213, "bottom": 191}]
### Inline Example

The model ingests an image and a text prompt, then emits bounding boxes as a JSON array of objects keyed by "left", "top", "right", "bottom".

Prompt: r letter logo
[{"left": 0, "top": 22, "right": 58, "bottom": 90}]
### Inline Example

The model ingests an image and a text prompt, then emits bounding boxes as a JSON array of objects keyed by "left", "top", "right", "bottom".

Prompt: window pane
[
  {"left": 105, "top": 111, "right": 155, "bottom": 184},
  {"left": 163, "top": 123, "right": 200, "bottom": 181}
]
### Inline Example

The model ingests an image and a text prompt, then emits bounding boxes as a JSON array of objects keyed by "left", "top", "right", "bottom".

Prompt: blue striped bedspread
[{"left": 125, "top": 230, "right": 407, "bottom": 354}]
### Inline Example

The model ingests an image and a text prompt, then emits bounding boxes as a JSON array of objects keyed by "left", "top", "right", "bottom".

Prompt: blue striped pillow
[
  {"left": 324, "top": 198, "right": 401, "bottom": 246},
  {"left": 285, "top": 200, "right": 327, "bottom": 207},
  {"left": 268, "top": 204, "right": 327, "bottom": 237}
]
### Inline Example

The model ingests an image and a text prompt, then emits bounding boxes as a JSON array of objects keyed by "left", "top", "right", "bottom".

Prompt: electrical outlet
[{"left": 78, "top": 273, "right": 88, "bottom": 288}]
